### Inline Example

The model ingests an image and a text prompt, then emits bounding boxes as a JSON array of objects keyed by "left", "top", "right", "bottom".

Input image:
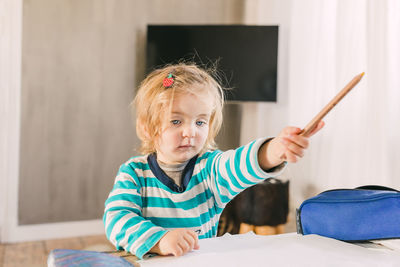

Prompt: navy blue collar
[{"left": 147, "top": 154, "right": 198, "bottom": 193}]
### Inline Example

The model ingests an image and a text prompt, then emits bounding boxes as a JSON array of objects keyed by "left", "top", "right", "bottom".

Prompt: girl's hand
[
  {"left": 150, "top": 228, "right": 200, "bottom": 257},
  {"left": 258, "top": 121, "right": 324, "bottom": 169}
]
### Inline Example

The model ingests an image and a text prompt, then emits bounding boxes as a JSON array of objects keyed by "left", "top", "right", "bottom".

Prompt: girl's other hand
[{"left": 150, "top": 228, "right": 200, "bottom": 257}]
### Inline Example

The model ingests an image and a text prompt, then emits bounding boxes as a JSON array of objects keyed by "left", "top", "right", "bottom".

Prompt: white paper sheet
[
  {"left": 138, "top": 232, "right": 400, "bottom": 267},
  {"left": 371, "top": 239, "right": 400, "bottom": 251}
]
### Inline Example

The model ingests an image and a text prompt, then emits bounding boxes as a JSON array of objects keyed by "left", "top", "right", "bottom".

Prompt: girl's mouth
[{"left": 178, "top": 145, "right": 193, "bottom": 149}]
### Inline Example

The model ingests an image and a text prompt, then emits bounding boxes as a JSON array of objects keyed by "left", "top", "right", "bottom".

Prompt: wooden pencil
[{"left": 300, "top": 72, "right": 365, "bottom": 137}]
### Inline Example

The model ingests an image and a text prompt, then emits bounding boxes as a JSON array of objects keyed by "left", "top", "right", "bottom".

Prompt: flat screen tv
[{"left": 146, "top": 25, "right": 278, "bottom": 102}]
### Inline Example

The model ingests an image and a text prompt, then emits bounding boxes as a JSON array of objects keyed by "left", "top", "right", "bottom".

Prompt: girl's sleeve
[
  {"left": 207, "top": 137, "right": 286, "bottom": 209},
  {"left": 103, "top": 163, "right": 168, "bottom": 260}
]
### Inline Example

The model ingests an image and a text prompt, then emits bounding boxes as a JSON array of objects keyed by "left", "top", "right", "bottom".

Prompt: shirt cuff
[
  {"left": 251, "top": 137, "right": 287, "bottom": 178},
  {"left": 134, "top": 229, "right": 168, "bottom": 260}
]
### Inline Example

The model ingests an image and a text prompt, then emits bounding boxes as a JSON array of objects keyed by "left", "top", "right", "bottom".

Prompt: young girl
[{"left": 103, "top": 63, "right": 323, "bottom": 260}]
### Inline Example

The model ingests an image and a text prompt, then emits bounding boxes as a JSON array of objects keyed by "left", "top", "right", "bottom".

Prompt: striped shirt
[{"left": 103, "top": 138, "right": 285, "bottom": 259}]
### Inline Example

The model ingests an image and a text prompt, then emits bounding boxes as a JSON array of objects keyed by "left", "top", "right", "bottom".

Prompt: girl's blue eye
[
  {"left": 196, "top": 121, "right": 206, "bottom": 126},
  {"left": 171, "top": 120, "right": 181, "bottom": 125}
]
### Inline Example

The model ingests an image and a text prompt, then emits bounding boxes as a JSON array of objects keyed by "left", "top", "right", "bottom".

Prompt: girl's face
[{"left": 155, "top": 91, "right": 214, "bottom": 164}]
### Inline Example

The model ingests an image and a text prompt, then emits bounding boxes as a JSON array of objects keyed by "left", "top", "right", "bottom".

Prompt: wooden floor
[{"left": 0, "top": 235, "right": 115, "bottom": 267}]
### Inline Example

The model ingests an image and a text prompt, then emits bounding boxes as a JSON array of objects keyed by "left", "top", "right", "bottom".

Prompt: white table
[{"left": 137, "top": 232, "right": 400, "bottom": 267}]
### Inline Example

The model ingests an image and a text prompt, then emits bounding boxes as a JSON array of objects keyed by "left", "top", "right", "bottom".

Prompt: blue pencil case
[{"left": 296, "top": 185, "right": 400, "bottom": 241}]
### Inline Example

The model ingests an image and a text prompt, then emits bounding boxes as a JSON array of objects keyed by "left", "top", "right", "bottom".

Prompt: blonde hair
[{"left": 134, "top": 63, "right": 225, "bottom": 155}]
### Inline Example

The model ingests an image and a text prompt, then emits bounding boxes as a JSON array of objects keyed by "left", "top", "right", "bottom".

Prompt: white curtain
[{"left": 286, "top": 0, "right": 400, "bottom": 204}]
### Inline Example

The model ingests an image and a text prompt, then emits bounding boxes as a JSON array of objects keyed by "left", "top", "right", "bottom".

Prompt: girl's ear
[{"left": 138, "top": 120, "right": 151, "bottom": 140}]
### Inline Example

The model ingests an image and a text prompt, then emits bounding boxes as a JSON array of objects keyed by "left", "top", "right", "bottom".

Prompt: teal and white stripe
[{"left": 103, "top": 137, "right": 284, "bottom": 259}]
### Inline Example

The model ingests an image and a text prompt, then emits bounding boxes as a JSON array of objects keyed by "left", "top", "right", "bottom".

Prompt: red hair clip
[{"left": 163, "top": 73, "right": 175, "bottom": 88}]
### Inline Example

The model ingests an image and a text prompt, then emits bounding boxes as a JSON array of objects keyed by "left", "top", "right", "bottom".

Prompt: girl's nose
[{"left": 182, "top": 124, "right": 195, "bottom": 138}]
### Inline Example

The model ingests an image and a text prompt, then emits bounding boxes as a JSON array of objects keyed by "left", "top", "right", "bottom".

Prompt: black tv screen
[{"left": 146, "top": 25, "right": 278, "bottom": 102}]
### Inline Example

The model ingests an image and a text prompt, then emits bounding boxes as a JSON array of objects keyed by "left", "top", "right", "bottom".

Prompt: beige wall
[{"left": 19, "top": 0, "right": 245, "bottom": 224}]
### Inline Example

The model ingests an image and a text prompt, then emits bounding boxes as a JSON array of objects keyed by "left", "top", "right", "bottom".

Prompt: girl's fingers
[
  {"left": 281, "top": 137, "right": 306, "bottom": 156},
  {"left": 285, "top": 134, "right": 309, "bottom": 149},
  {"left": 186, "top": 230, "right": 200, "bottom": 249},
  {"left": 278, "top": 122, "right": 324, "bottom": 163},
  {"left": 179, "top": 238, "right": 191, "bottom": 253},
  {"left": 182, "top": 232, "right": 196, "bottom": 251},
  {"left": 284, "top": 150, "right": 298, "bottom": 163},
  {"left": 283, "top": 127, "right": 302, "bottom": 136},
  {"left": 308, "top": 121, "right": 325, "bottom": 137},
  {"left": 173, "top": 245, "right": 184, "bottom": 257},
  {"left": 280, "top": 139, "right": 306, "bottom": 163}
]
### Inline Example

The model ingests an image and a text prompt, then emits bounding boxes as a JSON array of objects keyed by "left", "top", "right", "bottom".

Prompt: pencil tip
[{"left": 360, "top": 72, "right": 365, "bottom": 77}]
